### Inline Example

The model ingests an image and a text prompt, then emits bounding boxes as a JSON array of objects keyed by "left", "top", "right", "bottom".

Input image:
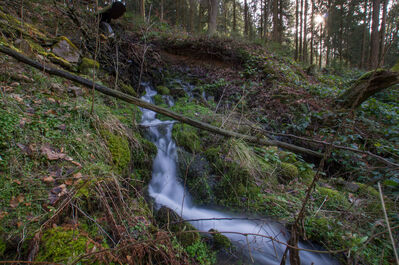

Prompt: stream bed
[{"left": 140, "top": 83, "right": 338, "bottom": 265}]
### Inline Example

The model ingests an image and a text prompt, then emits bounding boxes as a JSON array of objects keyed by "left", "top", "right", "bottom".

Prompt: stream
[{"left": 140, "top": 83, "right": 338, "bottom": 265}]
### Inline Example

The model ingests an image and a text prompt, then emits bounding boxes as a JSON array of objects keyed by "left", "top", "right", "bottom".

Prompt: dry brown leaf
[
  {"left": 73, "top": 172, "right": 82, "bottom": 179},
  {"left": 0, "top": 211, "right": 8, "bottom": 220},
  {"left": 48, "top": 97, "right": 56, "bottom": 103},
  {"left": 64, "top": 179, "right": 73, "bottom": 186},
  {"left": 71, "top": 161, "right": 82, "bottom": 167},
  {"left": 10, "top": 194, "right": 24, "bottom": 208},
  {"left": 41, "top": 145, "right": 66, "bottom": 160},
  {"left": 45, "top": 109, "right": 57, "bottom": 115},
  {"left": 43, "top": 176, "right": 55, "bottom": 183},
  {"left": 13, "top": 179, "right": 22, "bottom": 185},
  {"left": 11, "top": 94, "right": 23, "bottom": 102}
]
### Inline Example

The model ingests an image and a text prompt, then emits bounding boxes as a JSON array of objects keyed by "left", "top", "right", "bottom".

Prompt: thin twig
[{"left": 377, "top": 182, "right": 399, "bottom": 265}]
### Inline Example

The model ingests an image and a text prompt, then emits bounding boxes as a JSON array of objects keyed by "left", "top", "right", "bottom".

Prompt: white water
[{"left": 140, "top": 84, "right": 338, "bottom": 265}]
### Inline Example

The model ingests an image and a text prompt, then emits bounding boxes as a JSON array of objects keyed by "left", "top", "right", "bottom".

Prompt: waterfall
[{"left": 140, "top": 83, "right": 338, "bottom": 265}]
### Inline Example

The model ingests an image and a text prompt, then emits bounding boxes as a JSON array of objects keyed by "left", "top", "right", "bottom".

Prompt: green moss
[
  {"left": 210, "top": 229, "right": 231, "bottom": 249},
  {"left": 173, "top": 222, "right": 200, "bottom": 247},
  {"left": 36, "top": 227, "right": 96, "bottom": 263},
  {"left": 278, "top": 162, "right": 299, "bottom": 182},
  {"left": 101, "top": 130, "right": 131, "bottom": 172},
  {"left": 120, "top": 83, "right": 137, "bottom": 97},
  {"left": 185, "top": 240, "right": 216, "bottom": 265},
  {"left": 79, "top": 57, "right": 99, "bottom": 74},
  {"left": 0, "top": 237, "right": 5, "bottom": 258},
  {"left": 299, "top": 168, "right": 315, "bottom": 185},
  {"left": 316, "top": 187, "right": 350, "bottom": 209},
  {"left": 153, "top": 94, "right": 163, "bottom": 105},
  {"left": 157, "top": 85, "right": 170, "bottom": 95},
  {"left": 57, "top": 36, "right": 79, "bottom": 50},
  {"left": 391, "top": 60, "right": 399, "bottom": 72},
  {"left": 173, "top": 124, "right": 201, "bottom": 153},
  {"left": 355, "top": 182, "right": 393, "bottom": 215},
  {"left": 40, "top": 51, "right": 73, "bottom": 69},
  {"left": 304, "top": 216, "right": 345, "bottom": 249}
]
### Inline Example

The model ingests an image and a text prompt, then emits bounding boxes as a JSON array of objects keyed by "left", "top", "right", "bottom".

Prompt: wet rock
[
  {"left": 52, "top": 37, "right": 80, "bottom": 63},
  {"left": 156, "top": 206, "right": 200, "bottom": 247},
  {"left": 170, "top": 87, "right": 187, "bottom": 98},
  {"left": 209, "top": 229, "right": 232, "bottom": 250},
  {"left": 177, "top": 148, "right": 216, "bottom": 204}
]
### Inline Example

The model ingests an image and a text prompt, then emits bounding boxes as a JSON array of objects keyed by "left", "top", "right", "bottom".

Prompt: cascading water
[{"left": 140, "top": 83, "right": 338, "bottom": 265}]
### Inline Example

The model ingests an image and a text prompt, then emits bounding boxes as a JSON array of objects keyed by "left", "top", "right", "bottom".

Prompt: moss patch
[
  {"left": 79, "top": 57, "right": 100, "bottom": 75},
  {"left": 36, "top": 227, "right": 98, "bottom": 263},
  {"left": 173, "top": 124, "right": 201, "bottom": 153},
  {"left": 157, "top": 85, "right": 170, "bottom": 95},
  {"left": 101, "top": 130, "right": 131, "bottom": 172}
]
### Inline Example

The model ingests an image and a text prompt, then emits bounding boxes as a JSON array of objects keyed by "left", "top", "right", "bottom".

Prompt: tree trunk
[
  {"left": 232, "top": 0, "right": 236, "bottom": 33},
  {"left": 319, "top": 23, "right": 323, "bottom": 68},
  {"left": 160, "top": 0, "right": 164, "bottom": 22},
  {"left": 379, "top": 0, "right": 388, "bottom": 66},
  {"left": 360, "top": 0, "right": 369, "bottom": 69},
  {"left": 244, "top": 0, "right": 248, "bottom": 36},
  {"left": 337, "top": 70, "right": 399, "bottom": 109},
  {"left": 303, "top": 0, "right": 308, "bottom": 63},
  {"left": 310, "top": 0, "right": 314, "bottom": 64},
  {"left": 208, "top": 0, "right": 218, "bottom": 35},
  {"left": 272, "top": 0, "right": 280, "bottom": 42},
  {"left": 295, "top": 0, "right": 299, "bottom": 60},
  {"left": 369, "top": 0, "right": 380, "bottom": 69},
  {"left": 189, "top": 0, "right": 196, "bottom": 32},
  {"left": 299, "top": 0, "right": 303, "bottom": 59}
]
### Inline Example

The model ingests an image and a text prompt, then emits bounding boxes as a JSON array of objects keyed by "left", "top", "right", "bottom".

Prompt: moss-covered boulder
[
  {"left": 177, "top": 148, "right": 216, "bottom": 204},
  {"left": 36, "top": 226, "right": 101, "bottom": 263},
  {"left": 209, "top": 229, "right": 232, "bottom": 249},
  {"left": 156, "top": 206, "right": 200, "bottom": 247},
  {"left": 79, "top": 57, "right": 99, "bottom": 75},
  {"left": 173, "top": 124, "right": 201, "bottom": 153},
  {"left": 315, "top": 187, "right": 350, "bottom": 210},
  {"left": 156, "top": 85, "right": 170, "bottom": 95},
  {"left": 391, "top": 60, "right": 399, "bottom": 72},
  {"left": 52, "top": 36, "right": 80, "bottom": 63},
  {"left": 278, "top": 162, "right": 299, "bottom": 183},
  {"left": 120, "top": 83, "right": 137, "bottom": 97},
  {"left": 101, "top": 130, "right": 131, "bottom": 172}
]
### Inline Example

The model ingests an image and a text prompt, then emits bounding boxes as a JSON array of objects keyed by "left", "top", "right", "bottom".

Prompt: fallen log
[
  {"left": 0, "top": 44, "right": 322, "bottom": 157},
  {"left": 336, "top": 69, "right": 399, "bottom": 109}
]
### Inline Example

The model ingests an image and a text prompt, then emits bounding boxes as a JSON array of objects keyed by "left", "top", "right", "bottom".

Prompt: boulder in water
[{"left": 156, "top": 206, "right": 200, "bottom": 247}]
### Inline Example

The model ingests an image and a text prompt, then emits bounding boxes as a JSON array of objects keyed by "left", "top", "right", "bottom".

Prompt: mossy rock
[
  {"left": 304, "top": 216, "right": 345, "bottom": 250},
  {"left": 156, "top": 85, "right": 170, "bottom": 95},
  {"left": 390, "top": 60, "right": 399, "bottom": 72},
  {"left": 79, "top": 57, "right": 99, "bottom": 75},
  {"left": 209, "top": 229, "right": 232, "bottom": 249},
  {"left": 316, "top": 187, "right": 350, "bottom": 210},
  {"left": 298, "top": 168, "right": 315, "bottom": 185},
  {"left": 42, "top": 52, "right": 73, "bottom": 69},
  {"left": 36, "top": 227, "right": 98, "bottom": 263},
  {"left": 153, "top": 94, "right": 163, "bottom": 105},
  {"left": 355, "top": 182, "right": 394, "bottom": 215},
  {"left": 52, "top": 36, "right": 80, "bottom": 63},
  {"left": 173, "top": 124, "right": 201, "bottom": 153},
  {"left": 156, "top": 206, "right": 200, "bottom": 247},
  {"left": 101, "top": 130, "right": 131, "bottom": 172},
  {"left": 278, "top": 162, "right": 299, "bottom": 183},
  {"left": 120, "top": 83, "right": 137, "bottom": 97}
]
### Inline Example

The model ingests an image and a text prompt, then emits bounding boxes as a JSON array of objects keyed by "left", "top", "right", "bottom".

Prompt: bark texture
[{"left": 337, "top": 70, "right": 399, "bottom": 109}]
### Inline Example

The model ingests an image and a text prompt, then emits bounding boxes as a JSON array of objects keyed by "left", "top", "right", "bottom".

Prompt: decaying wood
[
  {"left": 0, "top": 44, "right": 323, "bottom": 157},
  {"left": 336, "top": 70, "right": 399, "bottom": 109}
]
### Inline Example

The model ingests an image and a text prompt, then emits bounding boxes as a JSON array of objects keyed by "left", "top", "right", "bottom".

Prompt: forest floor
[{"left": 0, "top": 1, "right": 398, "bottom": 265}]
